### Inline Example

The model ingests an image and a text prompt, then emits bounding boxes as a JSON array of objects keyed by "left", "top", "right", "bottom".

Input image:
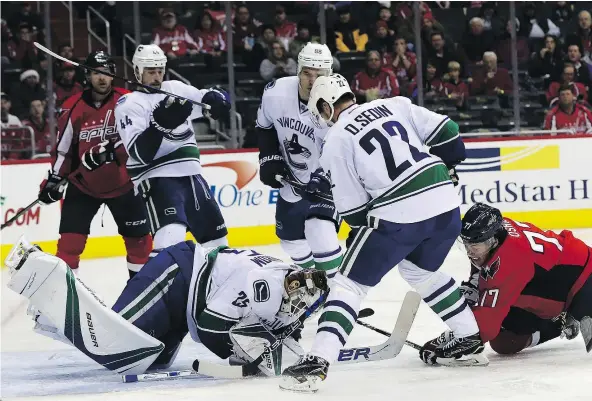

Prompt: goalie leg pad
[{"left": 5, "top": 237, "right": 164, "bottom": 374}]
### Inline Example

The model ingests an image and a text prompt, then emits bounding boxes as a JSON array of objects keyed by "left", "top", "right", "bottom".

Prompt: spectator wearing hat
[
  {"left": 152, "top": 9, "right": 199, "bottom": 60},
  {"left": 289, "top": 21, "right": 312, "bottom": 58},
  {"left": 566, "top": 11, "right": 592, "bottom": 59},
  {"left": 546, "top": 63, "right": 588, "bottom": 105},
  {"left": 367, "top": 21, "right": 394, "bottom": 55},
  {"left": 462, "top": 17, "right": 495, "bottom": 63},
  {"left": 377, "top": 7, "right": 397, "bottom": 37},
  {"left": 54, "top": 63, "right": 83, "bottom": 106},
  {"left": 22, "top": 98, "right": 50, "bottom": 154},
  {"left": 496, "top": 19, "right": 530, "bottom": 69},
  {"left": 383, "top": 37, "right": 417, "bottom": 90},
  {"left": 420, "top": 12, "right": 447, "bottom": 51},
  {"left": 334, "top": 7, "right": 368, "bottom": 53},
  {"left": 1, "top": 93, "right": 23, "bottom": 128},
  {"left": 470, "top": 51, "right": 513, "bottom": 96},
  {"left": 194, "top": 11, "right": 226, "bottom": 56},
  {"left": 528, "top": 34, "right": 564, "bottom": 81},
  {"left": 351, "top": 50, "right": 399, "bottom": 103},
  {"left": 259, "top": 39, "right": 297, "bottom": 82},
  {"left": 274, "top": 6, "right": 297, "bottom": 50},
  {"left": 544, "top": 84, "right": 592, "bottom": 134},
  {"left": 12, "top": 69, "right": 46, "bottom": 119}
]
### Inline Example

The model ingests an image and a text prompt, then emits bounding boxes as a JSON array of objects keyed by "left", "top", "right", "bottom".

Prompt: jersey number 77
[{"left": 359, "top": 121, "right": 429, "bottom": 180}]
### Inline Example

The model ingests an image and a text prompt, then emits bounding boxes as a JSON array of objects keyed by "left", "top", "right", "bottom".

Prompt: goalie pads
[
  {"left": 229, "top": 314, "right": 304, "bottom": 377},
  {"left": 5, "top": 236, "right": 164, "bottom": 375}
]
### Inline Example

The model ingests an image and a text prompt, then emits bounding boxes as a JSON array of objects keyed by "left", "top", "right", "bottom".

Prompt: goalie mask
[{"left": 279, "top": 269, "right": 329, "bottom": 322}]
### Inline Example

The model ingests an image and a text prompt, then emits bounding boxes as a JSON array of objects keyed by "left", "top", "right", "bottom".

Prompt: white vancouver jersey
[
  {"left": 256, "top": 76, "right": 330, "bottom": 202},
  {"left": 115, "top": 80, "right": 208, "bottom": 189},
  {"left": 187, "top": 246, "right": 296, "bottom": 343},
  {"left": 320, "top": 96, "right": 460, "bottom": 224}
]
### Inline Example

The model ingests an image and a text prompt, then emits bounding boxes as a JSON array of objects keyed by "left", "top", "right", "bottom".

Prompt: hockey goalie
[{"left": 4, "top": 236, "right": 329, "bottom": 377}]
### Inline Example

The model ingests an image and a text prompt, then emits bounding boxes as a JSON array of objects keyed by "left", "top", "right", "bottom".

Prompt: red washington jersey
[
  {"left": 471, "top": 218, "right": 592, "bottom": 343},
  {"left": 52, "top": 87, "right": 133, "bottom": 199}
]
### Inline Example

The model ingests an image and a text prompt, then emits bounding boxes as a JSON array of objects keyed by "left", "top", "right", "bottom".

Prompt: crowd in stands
[{"left": 2, "top": 1, "right": 592, "bottom": 160}]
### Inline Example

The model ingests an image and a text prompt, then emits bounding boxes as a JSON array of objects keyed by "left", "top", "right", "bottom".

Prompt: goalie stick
[
  {"left": 33, "top": 42, "right": 211, "bottom": 110},
  {"left": 122, "top": 308, "right": 394, "bottom": 383},
  {"left": 355, "top": 314, "right": 489, "bottom": 366}
]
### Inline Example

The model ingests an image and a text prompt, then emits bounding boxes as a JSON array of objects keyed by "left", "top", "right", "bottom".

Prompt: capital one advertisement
[{"left": 1, "top": 136, "right": 591, "bottom": 253}]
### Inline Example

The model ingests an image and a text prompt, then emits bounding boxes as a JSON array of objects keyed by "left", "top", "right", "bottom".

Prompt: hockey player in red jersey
[
  {"left": 38, "top": 51, "right": 152, "bottom": 278},
  {"left": 455, "top": 203, "right": 592, "bottom": 355}
]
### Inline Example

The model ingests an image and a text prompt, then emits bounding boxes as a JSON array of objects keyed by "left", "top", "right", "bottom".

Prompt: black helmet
[
  {"left": 84, "top": 50, "right": 115, "bottom": 74},
  {"left": 460, "top": 203, "right": 503, "bottom": 244}
]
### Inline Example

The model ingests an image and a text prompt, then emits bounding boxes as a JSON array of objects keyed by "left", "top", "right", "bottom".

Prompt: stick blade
[{"left": 192, "top": 359, "right": 245, "bottom": 379}]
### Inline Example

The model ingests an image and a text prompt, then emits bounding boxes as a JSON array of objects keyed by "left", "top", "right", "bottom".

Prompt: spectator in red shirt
[
  {"left": 274, "top": 5, "right": 297, "bottom": 49},
  {"left": 367, "top": 21, "right": 394, "bottom": 55},
  {"left": 470, "top": 51, "right": 513, "bottom": 96},
  {"left": 378, "top": 6, "right": 396, "bottom": 37},
  {"left": 546, "top": 63, "right": 588, "bottom": 105},
  {"left": 351, "top": 50, "right": 399, "bottom": 103},
  {"left": 22, "top": 98, "right": 51, "bottom": 155},
  {"left": 6, "top": 23, "right": 38, "bottom": 69},
  {"left": 54, "top": 63, "right": 84, "bottom": 107},
  {"left": 544, "top": 85, "right": 592, "bottom": 134},
  {"left": 194, "top": 11, "right": 226, "bottom": 56},
  {"left": 383, "top": 37, "right": 417, "bottom": 90},
  {"left": 442, "top": 61, "right": 469, "bottom": 109},
  {"left": 152, "top": 9, "right": 199, "bottom": 60}
]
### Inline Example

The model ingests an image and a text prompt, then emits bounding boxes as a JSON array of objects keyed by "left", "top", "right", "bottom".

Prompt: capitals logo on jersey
[
  {"left": 481, "top": 256, "right": 501, "bottom": 281},
  {"left": 79, "top": 109, "right": 118, "bottom": 142}
]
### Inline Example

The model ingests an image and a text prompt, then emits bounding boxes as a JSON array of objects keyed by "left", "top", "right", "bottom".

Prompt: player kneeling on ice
[
  {"left": 280, "top": 74, "right": 486, "bottom": 393},
  {"left": 454, "top": 203, "right": 592, "bottom": 355},
  {"left": 5, "top": 236, "right": 329, "bottom": 376}
]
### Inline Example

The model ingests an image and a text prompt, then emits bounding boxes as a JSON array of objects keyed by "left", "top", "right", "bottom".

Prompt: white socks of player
[
  {"left": 304, "top": 218, "right": 343, "bottom": 278},
  {"left": 399, "top": 260, "right": 479, "bottom": 337},
  {"left": 153, "top": 223, "right": 187, "bottom": 251},
  {"left": 309, "top": 274, "right": 369, "bottom": 363}
]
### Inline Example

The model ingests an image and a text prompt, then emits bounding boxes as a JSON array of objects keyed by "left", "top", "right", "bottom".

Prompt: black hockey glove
[
  {"left": 449, "top": 166, "right": 459, "bottom": 187},
  {"left": 81, "top": 140, "right": 117, "bottom": 171},
  {"left": 202, "top": 87, "right": 230, "bottom": 121},
  {"left": 38, "top": 172, "right": 66, "bottom": 204},
  {"left": 302, "top": 168, "right": 332, "bottom": 203},
  {"left": 151, "top": 96, "right": 193, "bottom": 132},
  {"left": 259, "top": 153, "right": 288, "bottom": 189}
]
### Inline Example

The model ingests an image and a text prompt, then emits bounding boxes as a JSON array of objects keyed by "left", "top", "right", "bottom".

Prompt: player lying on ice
[
  {"left": 455, "top": 202, "right": 592, "bottom": 355},
  {"left": 4, "top": 236, "right": 329, "bottom": 376}
]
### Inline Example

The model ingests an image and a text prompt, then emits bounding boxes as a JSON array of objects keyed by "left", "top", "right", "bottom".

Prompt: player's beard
[{"left": 92, "top": 84, "right": 112, "bottom": 96}]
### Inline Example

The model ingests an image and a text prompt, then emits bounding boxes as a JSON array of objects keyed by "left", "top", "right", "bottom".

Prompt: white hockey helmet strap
[
  {"left": 132, "top": 44, "right": 167, "bottom": 83},
  {"left": 308, "top": 73, "right": 354, "bottom": 125},
  {"left": 297, "top": 42, "right": 333, "bottom": 75}
]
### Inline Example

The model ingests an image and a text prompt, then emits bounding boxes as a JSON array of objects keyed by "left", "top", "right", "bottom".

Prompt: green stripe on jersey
[
  {"left": 426, "top": 120, "right": 459, "bottom": 147},
  {"left": 197, "top": 309, "right": 238, "bottom": 333},
  {"left": 369, "top": 163, "right": 450, "bottom": 210},
  {"left": 128, "top": 145, "right": 201, "bottom": 179},
  {"left": 192, "top": 246, "right": 229, "bottom": 321}
]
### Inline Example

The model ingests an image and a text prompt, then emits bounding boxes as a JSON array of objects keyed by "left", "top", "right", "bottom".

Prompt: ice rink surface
[{"left": 2, "top": 230, "right": 591, "bottom": 401}]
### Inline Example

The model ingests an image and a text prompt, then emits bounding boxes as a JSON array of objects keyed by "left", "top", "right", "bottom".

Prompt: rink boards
[{"left": 1, "top": 135, "right": 591, "bottom": 262}]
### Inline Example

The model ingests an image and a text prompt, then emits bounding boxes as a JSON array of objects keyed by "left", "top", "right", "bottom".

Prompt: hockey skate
[
  {"left": 580, "top": 316, "right": 592, "bottom": 352},
  {"left": 280, "top": 354, "right": 329, "bottom": 393},
  {"left": 421, "top": 331, "right": 489, "bottom": 367}
]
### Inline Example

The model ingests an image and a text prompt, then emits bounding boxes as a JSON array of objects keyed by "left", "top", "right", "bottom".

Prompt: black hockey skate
[
  {"left": 279, "top": 354, "right": 329, "bottom": 393},
  {"left": 421, "top": 331, "right": 488, "bottom": 366}
]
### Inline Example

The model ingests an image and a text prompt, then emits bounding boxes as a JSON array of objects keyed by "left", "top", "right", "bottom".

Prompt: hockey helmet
[
  {"left": 132, "top": 44, "right": 167, "bottom": 83},
  {"left": 308, "top": 73, "right": 355, "bottom": 126},
  {"left": 460, "top": 203, "right": 503, "bottom": 244},
  {"left": 84, "top": 50, "right": 116, "bottom": 75},
  {"left": 297, "top": 42, "right": 333, "bottom": 75}
]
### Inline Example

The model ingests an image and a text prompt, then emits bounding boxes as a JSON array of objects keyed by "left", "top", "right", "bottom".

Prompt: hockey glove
[
  {"left": 302, "top": 168, "right": 332, "bottom": 203},
  {"left": 449, "top": 166, "right": 459, "bottom": 187},
  {"left": 151, "top": 96, "right": 193, "bottom": 132},
  {"left": 459, "top": 271, "right": 479, "bottom": 307},
  {"left": 38, "top": 172, "right": 66, "bottom": 204},
  {"left": 259, "top": 153, "right": 288, "bottom": 189},
  {"left": 81, "top": 140, "right": 117, "bottom": 171},
  {"left": 202, "top": 87, "right": 230, "bottom": 121}
]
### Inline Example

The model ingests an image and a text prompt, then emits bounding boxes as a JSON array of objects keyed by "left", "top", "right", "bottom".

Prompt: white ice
[{"left": 2, "top": 230, "right": 591, "bottom": 401}]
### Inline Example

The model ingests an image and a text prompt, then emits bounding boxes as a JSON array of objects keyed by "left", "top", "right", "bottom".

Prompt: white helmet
[
  {"left": 132, "top": 44, "right": 167, "bottom": 83},
  {"left": 297, "top": 42, "right": 333, "bottom": 75},
  {"left": 308, "top": 73, "right": 354, "bottom": 125}
]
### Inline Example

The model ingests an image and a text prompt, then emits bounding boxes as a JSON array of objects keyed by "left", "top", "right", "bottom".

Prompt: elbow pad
[
  {"left": 257, "top": 125, "right": 281, "bottom": 157},
  {"left": 430, "top": 136, "right": 466, "bottom": 168}
]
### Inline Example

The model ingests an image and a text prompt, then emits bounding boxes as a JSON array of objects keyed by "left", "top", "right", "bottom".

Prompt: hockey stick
[
  {"left": 33, "top": 42, "right": 211, "bottom": 110},
  {"left": 356, "top": 314, "right": 490, "bottom": 366},
  {"left": 1, "top": 177, "right": 68, "bottom": 230},
  {"left": 335, "top": 291, "right": 421, "bottom": 364},
  {"left": 276, "top": 175, "right": 334, "bottom": 203}
]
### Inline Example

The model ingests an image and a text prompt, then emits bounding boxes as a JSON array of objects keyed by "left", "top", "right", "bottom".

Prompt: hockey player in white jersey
[
  {"left": 5, "top": 236, "right": 329, "bottom": 376},
  {"left": 115, "top": 44, "right": 230, "bottom": 253},
  {"left": 256, "top": 43, "right": 343, "bottom": 278},
  {"left": 281, "top": 74, "right": 486, "bottom": 392}
]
